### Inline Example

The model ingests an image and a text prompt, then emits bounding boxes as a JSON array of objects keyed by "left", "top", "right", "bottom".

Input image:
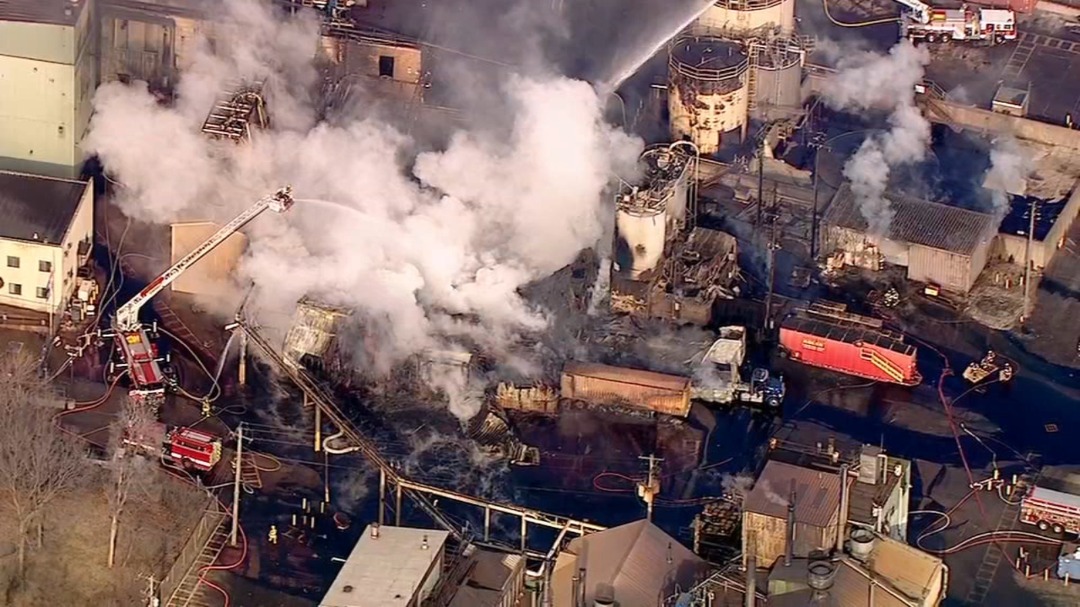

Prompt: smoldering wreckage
[{"left": 9, "top": 0, "right": 1080, "bottom": 604}]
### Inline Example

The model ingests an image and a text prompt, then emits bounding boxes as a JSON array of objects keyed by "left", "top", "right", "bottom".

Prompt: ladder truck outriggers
[
  {"left": 106, "top": 187, "right": 295, "bottom": 411},
  {"left": 897, "top": 0, "right": 1017, "bottom": 45}
]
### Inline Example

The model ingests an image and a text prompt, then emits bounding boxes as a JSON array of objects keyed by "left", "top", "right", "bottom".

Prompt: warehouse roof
[
  {"left": 319, "top": 525, "right": 449, "bottom": 607},
  {"left": 0, "top": 171, "right": 88, "bottom": 245},
  {"left": 562, "top": 362, "right": 691, "bottom": 393},
  {"left": 0, "top": 0, "right": 87, "bottom": 26},
  {"left": 745, "top": 460, "right": 843, "bottom": 527},
  {"left": 558, "top": 520, "right": 707, "bottom": 607},
  {"left": 826, "top": 184, "right": 998, "bottom": 255}
]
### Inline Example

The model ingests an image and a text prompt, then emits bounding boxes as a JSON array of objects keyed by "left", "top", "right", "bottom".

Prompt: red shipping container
[{"left": 780, "top": 309, "right": 921, "bottom": 386}]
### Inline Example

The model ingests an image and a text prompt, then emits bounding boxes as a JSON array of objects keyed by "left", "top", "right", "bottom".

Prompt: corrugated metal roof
[
  {"left": 563, "top": 362, "right": 691, "bottom": 393},
  {"left": 866, "top": 536, "right": 944, "bottom": 602},
  {"left": 745, "top": 461, "right": 843, "bottom": 527},
  {"left": 0, "top": 0, "right": 85, "bottom": 25},
  {"left": 562, "top": 520, "right": 707, "bottom": 607},
  {"left": 825, "top": 184, "right": 998, "bottom": 255},
  {"left": 320, "top": 525, "right": 450, "bottom": 607}
]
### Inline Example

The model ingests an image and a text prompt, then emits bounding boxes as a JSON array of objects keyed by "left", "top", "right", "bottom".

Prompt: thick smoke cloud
[
  {"left": 83, "top": 0, "right": 643, "bottom": 420},
  {"left": 820, "top": 41, "right": 931, "bottom": 236}
]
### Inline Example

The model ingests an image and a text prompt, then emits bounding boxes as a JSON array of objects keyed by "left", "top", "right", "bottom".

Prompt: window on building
[
  {"left": 36, "top": 287, "right": 49, "bottom": 299},
  {"left": 378, "top": 55, "right": 395, "bottom": 78},
  {"left": 39, "top": 260, "right": 52, "bottom": 273},
  {"left": 6, "top": 256, "right": 19, "bottom": 268},
  {"left": 9, "top": 283, "right": 22, "bottom": 296}
]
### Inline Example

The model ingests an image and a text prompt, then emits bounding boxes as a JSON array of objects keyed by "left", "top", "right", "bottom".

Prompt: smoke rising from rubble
[
  {"left": 983, "top": 137, "right": 1031, "bottom": 215},
  {"left": 83, "top": 0, "right": 644, "bottom": 421},
  {"left": 821, "top": 41, "right": 931, "bottom": 236}
]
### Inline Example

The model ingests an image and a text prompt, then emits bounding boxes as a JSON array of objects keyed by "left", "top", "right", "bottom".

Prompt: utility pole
[
  {"left": 1021, "top": 198, "right": 1038, "bottom": 324},
  {"left": 809, "top": 132, "right": 827, "bottom": 259},
  {"left": 764, "top": 187, "right": 780, "bottom": 332},
  {"left": 638, "top": 454, "right": 664, "bottom": 522},
  {"left": 231, "top": 423, "right": 243, "bottom": 547},
  {"left": 144, "top": 574, "right": 159, "bottom": 607},
  {"left": 756, "top": 134, "right": 766, "bottom": 231}
]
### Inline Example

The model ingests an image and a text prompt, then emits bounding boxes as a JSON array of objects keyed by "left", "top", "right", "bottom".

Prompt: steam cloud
[
  {"left": 83, "top": 0, "right": 644, "bottom": 420},
  {"left": 983, "top": 137, "right": 1031, "bottom": 215},
  {"left": 821, "top": 41, "right": 931, "bottom": 236}
]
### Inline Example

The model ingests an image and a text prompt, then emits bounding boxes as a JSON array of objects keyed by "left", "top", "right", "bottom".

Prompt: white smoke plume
[
  {"left": 83, "top": 0, "right": 644, "bottom": 420},
  {"left": 821, "top": 41, "right": 931, "bottom": 236},
  {"left": 983, "top": 136, "right": 1031, "bottom": 215}
]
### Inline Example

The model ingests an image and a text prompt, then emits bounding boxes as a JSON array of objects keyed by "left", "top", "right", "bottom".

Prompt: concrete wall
[
  {"left": 0, "top": 180, "right": 93, "bottom": 315},
  {"left": 928, "top": 98, "right": 1080, "bottom": 151},
  {"left": 170, "top": 222, "right": 247, "bottom": 296},
  {"left": 0, "top": 10, "right": 96, "bottom": 179}
]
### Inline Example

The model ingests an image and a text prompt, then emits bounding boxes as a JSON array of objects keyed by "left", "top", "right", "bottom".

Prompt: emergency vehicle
[
  {"left": 898, "top": 0, "right": 1017, "bottom": 45},
  {"left": 1020, "top": 485, "right": 1080, "bottom": 536},
  {"left": 124, "top": 422, "right": 223, "bottom": 473}
]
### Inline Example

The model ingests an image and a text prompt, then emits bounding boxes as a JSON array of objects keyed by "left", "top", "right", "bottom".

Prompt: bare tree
[
  {"left": 106, "top": 401, "right": 159, "bottom": 569},
  {"left": 0, "top": 350, "right": 88, "bottom": 578}
]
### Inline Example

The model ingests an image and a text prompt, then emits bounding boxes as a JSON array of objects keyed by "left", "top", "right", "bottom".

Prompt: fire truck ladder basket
[
  {"left": 163, "top": 509, "right": 231, "bottom": 607},
  {"left": 859, "top": 348, "right": 904, "bottom": 384}
]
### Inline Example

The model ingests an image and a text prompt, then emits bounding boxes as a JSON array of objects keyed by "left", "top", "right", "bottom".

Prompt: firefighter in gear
[
  {"left": 201, "top": 400, "right": 212, "bottom": 418},
  {"left": 268, "top": 525, "right": 279, "bottom": 545}
]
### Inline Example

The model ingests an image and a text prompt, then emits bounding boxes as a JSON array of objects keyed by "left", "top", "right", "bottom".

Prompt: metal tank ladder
[
  {"left": 746, "top": 39, "right": 762, "bottom": 113},
  {"left": 164, "top": 518, "right": 232, "bottom": 607}
]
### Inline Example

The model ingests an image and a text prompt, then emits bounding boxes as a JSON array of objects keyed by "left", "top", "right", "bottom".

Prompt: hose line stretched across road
[{"left": 822, "top": 0, "right": 901, "bottom": 27}]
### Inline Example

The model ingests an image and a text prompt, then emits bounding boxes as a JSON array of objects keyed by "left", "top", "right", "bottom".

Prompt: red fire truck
[
  {"left": 1020, "top": 485, "right": 1080, "bottom": 536},
  {"left": 124, "top": 423, "right": 223, "bottom": 473}
]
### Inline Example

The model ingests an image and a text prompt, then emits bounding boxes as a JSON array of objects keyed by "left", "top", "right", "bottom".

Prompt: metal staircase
[
  {"left": 860, "top": 348, "right": 905, "bottom": 384},
  {"left": 164, "top": 513, "right": 231, "bottom": 607},
  {"left": 200, "top": 80, "right": 268, "bottom": 143}
]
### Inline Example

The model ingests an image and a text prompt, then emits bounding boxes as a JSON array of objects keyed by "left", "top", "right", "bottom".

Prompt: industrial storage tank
[
  {"left": 696, "top": 0, "right": 798, "bottom": 37},
  {"left": 750, "top": 34, "right": 806, "bottom": 117},
  {"left": 615, "top": 144, "right": 697, "bottom": 278},
  {"left": 669, "top": 36, "right": 750, "bottom": 155}
]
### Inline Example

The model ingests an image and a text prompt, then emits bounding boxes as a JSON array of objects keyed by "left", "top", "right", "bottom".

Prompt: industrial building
[
  {"left": 992, "top": 187, "right": 1080, "bottom": 272},
  {"left": 98, "top": 0, "right": 210, "bottom": 92},
  {"left": 766, "top": 533, "right": 947, "bottom": 607},
  {"left": 822, "top": 184, "right": 999, "bottom": 293},
  {"left": 741, "top": 460, "right": 845, "bottom": 569},
  {"left": 444, "top": 548, "right": 526, "bottom": 607},
  {"left": 281, "top": 297, "right": 355, "bottom": 371},
  {"left": 319, "top": 524, "right": 450, "bottom": 607},
  {"left": 0, "top": 171, "right": 94, "bottom": 318},
  {"left": 319, "top": 29, "right": 426, "bottom": 104},
  {"left": 0, "top": 0, "right": 96, "bottom": 179},
  {"left": 550, "top": 519, "right": 709, "bottom": 607},
  {"left": 169, "top": 222, "right": 248, "bottom": 296},
  {"left": 846, "top": 446, "right": 912, "bottom": 542}
]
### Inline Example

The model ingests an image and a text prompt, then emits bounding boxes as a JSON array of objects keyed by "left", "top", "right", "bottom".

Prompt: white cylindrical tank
[
  {"left": 616, "top": 206, "right": 667, "bottom": 279},
  {"left": 751, "top": 34, "right": 806, "bottom": 116},
  {"left": 696, "top": 0, "right": 797, "bottom": 36},
  {"left": 668, "top": 36, "right": 749, "bottom": 155}
]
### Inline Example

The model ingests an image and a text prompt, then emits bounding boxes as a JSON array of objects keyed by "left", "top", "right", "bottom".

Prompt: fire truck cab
[{"left": 1020, "top": 485, "right": 1080, "bottom": 536}]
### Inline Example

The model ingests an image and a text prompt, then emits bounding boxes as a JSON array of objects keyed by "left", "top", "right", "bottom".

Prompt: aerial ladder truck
[
  {"left": 896, "top": 0, "right": 1017, "bottom": 45},
  {"left": 107, "top": 187, "right": 296, "bottom": 411}
]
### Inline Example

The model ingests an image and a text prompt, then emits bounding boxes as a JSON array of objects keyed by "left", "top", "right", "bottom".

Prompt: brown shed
[
  {"left": 742, "top": 461, "right": 845, "bottom": 568},
  {"left": 560, "top": 362, "right": 692, "bottom": 418}
]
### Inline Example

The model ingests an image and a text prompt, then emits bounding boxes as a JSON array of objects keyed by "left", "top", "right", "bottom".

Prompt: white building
[
  {"left": 0, "top": 0, "right": 97, "bottom": 179},
  {"left": 0, "top": 171, "right": 94, "bottom": 317},
  {"left": 320, "top": 524, "right": 450, "bottom": 607}
]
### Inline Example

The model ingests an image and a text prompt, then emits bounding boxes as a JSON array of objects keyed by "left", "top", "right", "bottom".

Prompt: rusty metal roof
[
  {"left": 825, "top": 184, "right": 998, "bottom": 256},
  {"left": 562, "top": 362, "right": 691, "bottom": 393},
  {"left": 744, "top": 460, "right": 842, "bottom": 527},
  {"left": 561, "top": 520, "right": 707, "bottom": 607},
  {"left": 0, "top": 0, "right": 86, "bottom": 25}
]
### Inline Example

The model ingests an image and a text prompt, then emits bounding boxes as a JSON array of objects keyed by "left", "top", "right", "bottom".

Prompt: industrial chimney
[
  {"left": 836, "top": 464, "right": 850, "bottom": 553},
  {"left": 593, "top": 583, "right": 616, "bottom": 607},
  {"left": 745, "top": 549, "right": 756, "bottom": 607},
  {"left": 784, "top": 479, "right": 797, "bottom": 567}
]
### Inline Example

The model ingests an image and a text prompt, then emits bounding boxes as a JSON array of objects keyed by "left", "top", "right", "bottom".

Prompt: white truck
[
  {"left": 897, "top": 0, "right": 1017, "bottom": 45},
  {"left": 691, "top": 326, "right": 785, "bottom": 409}
]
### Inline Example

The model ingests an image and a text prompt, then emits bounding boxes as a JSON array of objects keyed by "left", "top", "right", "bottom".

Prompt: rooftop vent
[
  {"left": 370, "top": 523, "right": 380, "bottom": 539},
  {"left": 343, "top": 585, "right": 354, "bottom": 593},
  {"left": 807, "top": 560, "right": 836, "bottom": 594},
  {"left": 594, "top": 582, "right": 616, "bottom": 607},
  {"left": 849, "top": 528, "right": 875, "bottom": 562},
  {"left": 421, "top": 534, "right": 429, "bottom": 550}
]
